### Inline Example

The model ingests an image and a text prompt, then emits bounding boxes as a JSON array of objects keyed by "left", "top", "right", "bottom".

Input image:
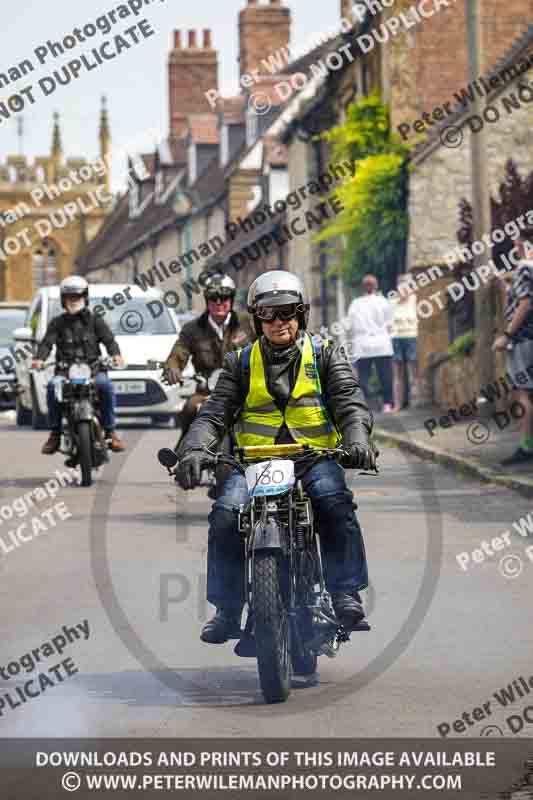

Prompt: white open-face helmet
[
  {"left": 60, "top": 275, "right": 89, "bottom": 309},
  {"left": 203, "top": 272, "right": 236, "bottom": 303},
  {"left": 247, "top": 270, "right": 309, "bottom": 333}
]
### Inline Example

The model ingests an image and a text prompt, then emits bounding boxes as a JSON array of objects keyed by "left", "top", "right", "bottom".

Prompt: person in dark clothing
[
  {"left": 164, "top": 273, "right": 254, "bottom": 449},
  {"left": 33, "top": 276, "right": 126, "bottom": 455},
  {"left": 175, "top": 270, "right": 376, "bottom": 644}
]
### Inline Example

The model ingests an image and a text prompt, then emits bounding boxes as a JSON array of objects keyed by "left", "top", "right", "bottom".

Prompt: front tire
[
  {"left": 253, "top": 552, "right": 291, "bottom": 704},
  {"left": 77, "top": 421, "right": 93, "bottom": 487}
]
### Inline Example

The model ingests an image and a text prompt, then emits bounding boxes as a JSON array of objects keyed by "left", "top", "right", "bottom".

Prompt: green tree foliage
[{"left": 316, "top": 94, "right": 410, "bottom": 294}]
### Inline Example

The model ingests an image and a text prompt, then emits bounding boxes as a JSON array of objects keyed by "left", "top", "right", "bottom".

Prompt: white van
[{"left": 13, "top": 284, "right": 192, "bottom": 429}]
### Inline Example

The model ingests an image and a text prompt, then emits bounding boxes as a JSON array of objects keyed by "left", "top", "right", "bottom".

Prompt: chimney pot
[
  {"left": 174, "top": 30, "right": 181, "bottom": 49},
  {"left": 203, "top": 29, "right": 212, "bottom": 49},
  {"left": 188, "top": 30, "right": 197, "bottom": 48}
]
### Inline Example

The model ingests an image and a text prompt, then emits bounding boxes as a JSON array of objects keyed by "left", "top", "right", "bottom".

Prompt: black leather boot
[
  {"left": 331, "top": 592, "right": 365, "bottom": 629},
  {"left": 200, "top": 608, "right": 242, "bottom": 644}
]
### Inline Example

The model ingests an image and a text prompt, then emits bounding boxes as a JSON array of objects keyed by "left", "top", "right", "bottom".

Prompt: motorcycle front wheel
[
  {"left": 77, "top": 420, "right": 93, "bottom": 487},
  {"left": 253, "top": 552, "right": 291, "bottom": 704}
]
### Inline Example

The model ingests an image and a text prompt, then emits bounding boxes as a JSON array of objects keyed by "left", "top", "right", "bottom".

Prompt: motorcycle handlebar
[{"left": 198, "top": 445, "right": 378, "bottom": 474}]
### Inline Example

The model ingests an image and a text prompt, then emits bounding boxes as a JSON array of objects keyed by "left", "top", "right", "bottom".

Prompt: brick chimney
[
  {"left": 340, "top": 0, "right": 354, "bottom": 21},
  {"left": 168, "top": 29, "right": 218, "bottom": 140},
  {"left": 239, "top": 0, "right": 291, "bottom": 80}
]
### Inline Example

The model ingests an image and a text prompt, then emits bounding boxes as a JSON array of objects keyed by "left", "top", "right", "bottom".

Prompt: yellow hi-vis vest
[{"left": 234, "top": 334, "right": 339, "bottom": 448}]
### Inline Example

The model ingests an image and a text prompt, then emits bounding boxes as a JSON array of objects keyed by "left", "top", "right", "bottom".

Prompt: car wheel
[
  {"left": 16, "top": 395, "right": 32, "bottom": 426},
  {"left": 31, "top": 379, "right": 49, "bottom": 430}
]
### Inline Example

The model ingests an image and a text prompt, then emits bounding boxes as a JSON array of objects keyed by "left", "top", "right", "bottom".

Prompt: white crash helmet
[
  {"left": 203, "top": 272, "right": 236, "bottom": 302},
  {"left": 247, "top": 270, "right": 309, "bottom": 333},
  {"left": 60, "top": 275, "right": 89, "bottom": 309}
]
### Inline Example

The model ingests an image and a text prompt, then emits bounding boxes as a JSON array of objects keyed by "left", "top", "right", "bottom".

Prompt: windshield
[
  {"left": 0, "top": 309, "right": 27, "bottom": 347},
  {"left": 48, "top": 297, "right": 178, "bottom": 335}
]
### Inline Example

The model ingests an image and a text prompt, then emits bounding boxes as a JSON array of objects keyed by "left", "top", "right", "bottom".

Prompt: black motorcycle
[
  {"left": 44, "top": 358, "right": 113, "bottom": 487},
  {"left": 158, "top": 443, "right": 371, "bottom": 704}
]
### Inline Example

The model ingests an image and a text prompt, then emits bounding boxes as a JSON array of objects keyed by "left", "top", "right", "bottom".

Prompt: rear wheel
[
  {"left": 253, "top": 552, "right": 291, "bottom": 704},
  {"left": 77, "top": 421, "right": 93, "bottom": 487}
]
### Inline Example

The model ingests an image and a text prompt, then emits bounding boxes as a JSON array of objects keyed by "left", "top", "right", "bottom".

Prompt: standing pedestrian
[
  {"left": 345, "top": 274, "right": 394, "bottom": 412},
  {"left": 493, "top": 228, "right": 533, "bottom": 465},
  {"left": 390, "top": 274, "right": 419, "bottom": 411}
]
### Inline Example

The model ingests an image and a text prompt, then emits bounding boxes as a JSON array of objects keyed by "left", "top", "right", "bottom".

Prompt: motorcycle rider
[
  {"left": 33, "top": 276, "right": 126, "bottom": 455},
  {"left": 176, "top": 270, "right": 376, "bottom": 644},
  {"left": 164, "top": 272, "right": 254, "bottom": 447}
]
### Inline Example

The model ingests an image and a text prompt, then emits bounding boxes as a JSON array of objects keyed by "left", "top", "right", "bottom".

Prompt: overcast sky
[{"left": 0, "top": 0, "right": 340, "bottom": 191}]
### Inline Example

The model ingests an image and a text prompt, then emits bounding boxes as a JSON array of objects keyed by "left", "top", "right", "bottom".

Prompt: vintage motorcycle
[
  {"left": 41, "top": 358, "right": 114, "bottom": 487},
  {"left": 158, "top": 443, "right": 371, "bottom": 704}
]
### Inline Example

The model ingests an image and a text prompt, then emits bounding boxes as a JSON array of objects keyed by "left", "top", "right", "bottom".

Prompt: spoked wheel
[
  {"left": 253, "top": 552, "right": 291, "bottom": 704},
  {"left": 77, "top": 421, "right": 93, "bottom": 487}
]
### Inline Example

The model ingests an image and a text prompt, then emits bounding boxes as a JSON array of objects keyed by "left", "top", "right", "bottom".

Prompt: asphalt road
[{"left": 1, "top": 411, "right": 533, "bottom": 740}]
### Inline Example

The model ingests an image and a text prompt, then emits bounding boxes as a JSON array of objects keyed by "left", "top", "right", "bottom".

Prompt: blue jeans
[
  {"left": 355, "top": 356, "right": 393, "bottom": 406},
  {"left": 206, "top": 459, "right": 368, "bottom": 612},
  {"left": 47, "top": 372, "right": 116, "bottom": 432}
]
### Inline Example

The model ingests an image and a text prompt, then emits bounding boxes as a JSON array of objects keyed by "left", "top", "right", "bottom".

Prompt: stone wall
[{"left": 408, "top": 67, "right": 533, "bottom": 269}]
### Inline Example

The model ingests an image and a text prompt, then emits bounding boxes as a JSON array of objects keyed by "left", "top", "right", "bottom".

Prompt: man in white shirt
[{"left": 345, "top": 274, "right": 394, "bottom": 412}]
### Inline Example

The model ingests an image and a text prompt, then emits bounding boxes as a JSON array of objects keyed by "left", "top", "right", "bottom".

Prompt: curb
[{"left": 374, "top": 426, "right": 533, "bottom": 499}]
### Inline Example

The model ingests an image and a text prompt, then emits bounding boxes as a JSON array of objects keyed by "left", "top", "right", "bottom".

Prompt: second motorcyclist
[{"left": 164, "top": 273, "right": 254, "bottom": 448}]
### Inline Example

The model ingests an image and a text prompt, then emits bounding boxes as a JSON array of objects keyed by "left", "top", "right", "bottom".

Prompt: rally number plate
[{"left": 245, "top": 459, "right": 295, "bottom": 497}]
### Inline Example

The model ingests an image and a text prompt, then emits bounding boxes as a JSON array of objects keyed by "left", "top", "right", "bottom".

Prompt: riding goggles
[
  {"left": 255, "top": 303, "right": 304, "bottom": 322},
  {"left": 205, "top": 288, "right": 234, "bottom": 302}
]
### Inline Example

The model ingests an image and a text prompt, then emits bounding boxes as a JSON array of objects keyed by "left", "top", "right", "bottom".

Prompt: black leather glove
[
  {"left": 164, "top": 366, "right": 182, "bottom": 386},
  {"left": 176, "top": 450, "right": 204, "bottom": 489},
  {"left": 343, "top": 443, "right": 379, "bottom": 471}
]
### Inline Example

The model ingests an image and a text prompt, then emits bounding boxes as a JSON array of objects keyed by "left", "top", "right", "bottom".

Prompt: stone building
[
  {"left": 0, "top": 100, "right": 112, "bottom": 301},
  {"left": 405, "top": 27, "right": 533, "bottom": 406}
]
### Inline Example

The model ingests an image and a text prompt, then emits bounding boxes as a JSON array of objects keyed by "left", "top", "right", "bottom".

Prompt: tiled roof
[
  {"left": 77, "top": 152, "right": 224, "bottom": 274},
  {"left": 205, "top": 211, "right": 284, "bottom": 269}
]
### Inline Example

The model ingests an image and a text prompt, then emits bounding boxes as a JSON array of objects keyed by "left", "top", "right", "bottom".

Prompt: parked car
[
  {"left": 0, "top": 301, "right": 30, "bottom": 410},
  {"left": 12, "top": 284, "right": 188, "bottom": 429}
]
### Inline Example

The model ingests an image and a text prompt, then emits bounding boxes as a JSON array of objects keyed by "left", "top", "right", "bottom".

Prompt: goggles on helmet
[
  {"left": 255, "top": 303, "right": 304, "bottom": 322},
  {"left": 205, "top": 287, "right": 234, "bottom": 302}
]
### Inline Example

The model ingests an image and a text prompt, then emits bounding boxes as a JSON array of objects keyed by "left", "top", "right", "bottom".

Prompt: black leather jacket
[
  {"left": 177, "top": 334, "right": 373, "bottom": 456},
  {"left": 37, "top": 309, "right": 120, "bottom": 370}
]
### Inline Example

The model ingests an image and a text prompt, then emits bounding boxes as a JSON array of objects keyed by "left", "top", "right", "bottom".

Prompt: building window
[{"left": 33, "top": 240, "right": 58, "bottom": 289}]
